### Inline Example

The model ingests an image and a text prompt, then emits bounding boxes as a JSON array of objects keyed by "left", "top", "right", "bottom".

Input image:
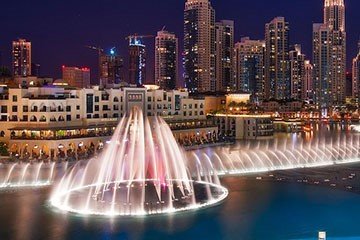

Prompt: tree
[{"left": 0, "top": 142, "right": 9, "bottom": 156}]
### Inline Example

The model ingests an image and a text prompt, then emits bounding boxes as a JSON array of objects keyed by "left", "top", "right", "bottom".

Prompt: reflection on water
[{"left": 1, "top": 178, "right": 360, "bottom": 240}]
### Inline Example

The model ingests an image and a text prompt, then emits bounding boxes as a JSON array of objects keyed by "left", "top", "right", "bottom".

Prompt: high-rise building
[
  {"left": 128, "top": 37, "right": 146, "bottom": 86},
  {"left": 289, "top": 45, "right": 306, "bottom": 100},
  {"left": 313, "top": 0, "right": 346, "bottom": 108},
  {"left": 352, "top": 41, "right": 360, "bottom": 100},
  {"left": 155, "top": 30, "right": 178, "bottom": 90},
  {"left": 304, "top": 60, "right": 314, "bottom": 101},
  {"left": 215, "top": 20, "right": 234, "bottom": 92},
  {"left": 100, "top": 49, "right": 124, "bottom": 86},
  {"left": 234, "top": 37, "right": 265, "bottom": 101},
  {"left": 184, "top": 0, "right": 215, "bottom": 93},
  {"left": 31, "top": 63, "right": 41, "bottom": 77},
  {"left": 62, "top": 66, "right": 90, "bottom": 88},
  {"left": 264, "top": 17, "right": 290, "bottom": 100},
  {"left": 12, "top": 39, "right": 32, "bottom": 77}
]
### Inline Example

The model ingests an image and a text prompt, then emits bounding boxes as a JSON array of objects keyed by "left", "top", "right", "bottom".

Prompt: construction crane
[
  {"left": 125, "top": 34, "right": 154, "bottom": 46},
  {"left": 85, "top": 45, "right": 104, "bottom": 55}
]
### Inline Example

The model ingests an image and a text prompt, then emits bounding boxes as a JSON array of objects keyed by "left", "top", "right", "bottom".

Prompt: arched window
[
  {"left": 39, "top": 116, "right": 47, "bottom": 122},
  {"left": 113, "top": 97, "right": 119, "bottom": 102},
  {"left": 0, "top": 131, "right": 5, "bottom": 137},
  {"left": 30, "top": 116, "right": 37, "bottom": 122},
  {"left": 58, "top": 116, "right": 65, "bottom": 122},
  {"left": 40, "top": 104, "right": 47, "bottom": 112},
  {"left": 31, "top": 105, "right": 38, "bottom": 112},
  {"left": 50, "top": 116, "right": 56, "bottom": 122}
]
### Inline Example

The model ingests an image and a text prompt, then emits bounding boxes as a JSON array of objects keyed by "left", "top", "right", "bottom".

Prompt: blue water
[{"left": 1, "top": 177, "right": 360, "bottom": 240}]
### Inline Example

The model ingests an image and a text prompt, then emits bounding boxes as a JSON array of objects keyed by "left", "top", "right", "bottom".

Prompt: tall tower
[
  {"left": 155, "top": 30, "right": 178, "bottom": 90},
  {"left": 313, "top": 0, "right": 346, "bottom": 108},
  {"left": 264, "top": 17, "right": 290, "bottom": 100},
  {"left": 215, "top": 20, "right": 234, "bottom": 92},
  {"left": 128, "top": 37, "right": 147, "bottom": 86},
  {"left": 12, "top": 39, "right": 32, "bottom": 77},
  {"left": 100, "top": 48, "right": 124, "bottom": 86},
  {"left": 304, "top": 60, "right": 314, "bottom": 101},
  {"left": 234, "top": 37, "right": 265, "bottom": 101},
  {"left": 352, "top": 40, "right": 360, "bottom": 101},
  {"left": 184, "top": 0, "right": 215, "bottom": 93},
  {"left": 289, "top": 45, "right": 306, "bottom": 100}
]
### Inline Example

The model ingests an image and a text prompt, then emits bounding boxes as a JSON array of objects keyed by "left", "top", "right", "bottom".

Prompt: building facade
[
  {"left": 128, "top": 38, "right": 146, "bottom": 86},
  {"left": 234, "top": 37, "right": 265, "bottom": 101},
  {"left": 99, "top": 49, "right": 123, "bottom": 86},
  {"left": 353, "top": 41, "right": 360, "bottom": 101},
  {"left": 264, "top": 17, "right": 290, "bottom": 100},
  {"left": 213, "top": 114, "right": 273, "bottom": 140},
  {"left": 215, "top": 20, "right": 234, "bottom": 92},
  {"left": 0, "top": 85, "right": 213, "bottom": 160},
  {"left": 304, "top": 60, "right": 314, "bottom": 101},
  {"left": 289, "top": 45, "right": 306, "bottom": 100},
  {"left": 184, "top": 0, "right": 216, "bottom": 93},
  {"left": 155, "top": 30, "right": 178, "bottom": 90},
  {"left": 62, "top": 66, "right": 90, "bottom": 88},
  {"left": 12, "top": 39, "right": 32, "bottom": 77},
  {"left": 313, "top": 0, "right": 346, "bottom": 108}
]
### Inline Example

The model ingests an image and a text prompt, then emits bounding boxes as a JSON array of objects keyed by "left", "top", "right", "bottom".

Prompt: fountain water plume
[
  {"left": 0, "top": 162, "right": 58, "bottom": 188},
  {"left": 189, "top": 134, "right": 360, "bottom": 176},
  {"left": 50, "top": 107, "right": 228, "bottom": 216}
]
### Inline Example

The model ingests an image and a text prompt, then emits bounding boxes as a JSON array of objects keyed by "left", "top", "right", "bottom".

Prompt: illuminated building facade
[
  {"left": 352, "top": 41, "right": 360, "bottom": 100},
  {"left": 215, "top": 20, "right": 234, "bottom": 92},
  {"left": 128, "top": 38, "right": 146, "bottom": 86},
  {"left": 234, "top": 37, "right": 265, "bottom": 101},
  {"left": 62, "top": 66, "right": 90, "bottom": 88},
  {"left": 155, "top": 30, "right": 178, "bottom": 90},
  {"left": 0, "top": 85, "right": 211, "bottom": 160},
  {"left": 12, "top": 39, "right": 32, "bottom": 77},
  {"left": 304, "top": 60, "right": 314, "bottom": 101},
  {"left": 289, "top": 45, "right": 306, "bottom": 100},
  {"left": 264, "top": 17, "right": 290, "bottom": 100},
  {"left": 184, "top": 0, "right": 216, "bottom": 93},
  {"left": 99, "top": 49, "right": 124, "bottom": 86},
  {"left": 313, "top": 0, "right": 346, "bottom": 108}
]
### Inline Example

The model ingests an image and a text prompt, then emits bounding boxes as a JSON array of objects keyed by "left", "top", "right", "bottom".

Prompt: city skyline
[{"left": 0, "top": 0, "right": 359, "bottom": 84}]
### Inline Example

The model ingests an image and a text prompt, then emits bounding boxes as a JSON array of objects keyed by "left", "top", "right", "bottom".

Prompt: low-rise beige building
[{"left": 0, "top": 85, "right": 214, "bottom": 160}]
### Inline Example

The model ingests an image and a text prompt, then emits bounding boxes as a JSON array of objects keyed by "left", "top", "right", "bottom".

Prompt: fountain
[
  {"left": 189, "top": 135, "right": 360, "bottom": 176},
  {"left": 0, "top": 161, "right": 59, "bottom": 188},
  {"left": 50, "top": 107, "right": 228, "bottom": 216}
]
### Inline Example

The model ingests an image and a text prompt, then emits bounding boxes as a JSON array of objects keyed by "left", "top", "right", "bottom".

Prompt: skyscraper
[
  {"left": 215, "top": 20, "right": 234, "bottom": 92},
  {"left": 12, "top": 39, "right": 31, "bottom": 77},
  {"left": 234, "top": 37, "right": 265, "bottom": 101},
  {"left": 352, "top": 41, "right": 360, "bottom": 100},
  {"left": 184, "top": 0, "right": 215, "bottom": 93},
  {"left": 155, "top": 30, "right": 178, "bottom": 90},
  {"left": 100, "top": 49, "right": 124, "bottom": 86},
  {"left": 304, "top": 60, "right": 314, "bottom": 101},
  {"left": 62, "top": 66, "right": 90, "bottom": 88},
  {"left": 264, "top": 17, "right": 290, "bottom": 100},
  {"left": 128, "top": 37, "right": 147, "bottom": 86},
  {"left": 313, "top": 0, "right": 346, "bottom": 108},
  {"left": 289, "top": 45, "right": 306, "bottom": 100}
]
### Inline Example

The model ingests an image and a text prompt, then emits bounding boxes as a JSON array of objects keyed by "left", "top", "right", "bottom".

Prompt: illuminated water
[{"left": 1, "top": 177, "right": 360, "bottom": 240}]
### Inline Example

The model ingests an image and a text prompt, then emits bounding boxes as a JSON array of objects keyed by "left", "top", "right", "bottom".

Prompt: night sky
[{"left": 1, "top": 0, "right": 359, "bottom": 84}]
